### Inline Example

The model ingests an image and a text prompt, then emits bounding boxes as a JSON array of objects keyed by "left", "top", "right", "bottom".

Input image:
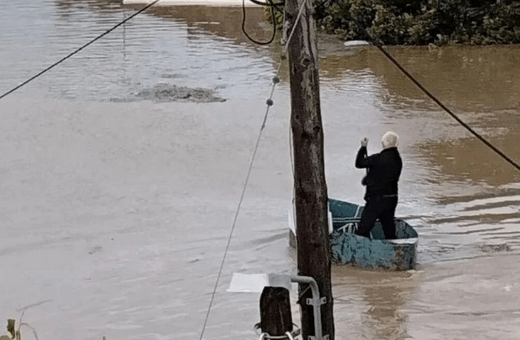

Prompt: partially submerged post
[
  {"left": 259, "top": 287, "right": 293, "bottom": 337},
  {"left": 284, "top": 0, "right": 334, "bottom": 338}
]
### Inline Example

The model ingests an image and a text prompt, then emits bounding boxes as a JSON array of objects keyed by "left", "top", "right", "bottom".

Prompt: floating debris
[
  {"left": 137, "top": 84, "right": 226, "bottom": 103},
  {"left": 343, "top": 40, "right": 370, "bottom": 48},
  {"left": 480, "top": 243, "right": 511, "bottom": 253},
  {"left": 88, "top": 245, "right": 103, "bottom": 255}
]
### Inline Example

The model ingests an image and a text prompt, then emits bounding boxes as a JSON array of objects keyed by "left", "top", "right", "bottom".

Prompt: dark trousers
[{"left": 356, "top": 196, "right": 398, "bottom": 239}]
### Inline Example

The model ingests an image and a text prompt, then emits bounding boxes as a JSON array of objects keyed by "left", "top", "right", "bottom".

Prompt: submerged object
[{"left": 289, "top": 198, "right": 418, "bottom": 270}]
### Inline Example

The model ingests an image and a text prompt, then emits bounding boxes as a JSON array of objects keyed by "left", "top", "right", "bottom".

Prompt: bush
[{"left": 308, "top": 0, "right": 520, "bottom": 45}]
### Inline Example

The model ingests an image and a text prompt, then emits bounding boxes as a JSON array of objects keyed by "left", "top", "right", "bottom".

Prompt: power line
[
  {"left": 0, "top": 0, "right": 161, "bottom": 101},
  {"left": 241, "top": 0, "right": 278, "bottom": 45},
  {"left": 360, "top": 29, "right": 520, "bottom": 172},
  {"left": 249, "top": 0, "right": 285, "bottom": 8},
  {"left": 198, "top": 74, "right": 281, "bottom": 340},
  {"left": 282, "top": 0, "right": 308, "bottom": 53},
  {"left": 198, "top": 2, "right": 304, "bottom": 334}
]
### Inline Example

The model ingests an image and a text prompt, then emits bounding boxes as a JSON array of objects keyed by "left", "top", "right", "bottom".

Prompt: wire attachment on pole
[{"left": 281, "top": 19, "right": 291, "bottom": 47}]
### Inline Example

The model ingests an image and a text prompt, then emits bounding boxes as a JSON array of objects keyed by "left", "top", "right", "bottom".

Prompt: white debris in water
[
  {"left": 343, "top": 40, "right": 370, "bottom": 47},
  {"left": 123, "top": 0, "right": 258, "bottom": 6}
]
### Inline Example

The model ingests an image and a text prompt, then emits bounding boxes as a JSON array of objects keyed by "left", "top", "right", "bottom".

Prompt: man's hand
[{"left": 361, "top": 137, "right": 368, "bottom": 147}]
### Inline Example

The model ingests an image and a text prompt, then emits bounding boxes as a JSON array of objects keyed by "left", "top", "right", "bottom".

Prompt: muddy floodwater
[{"left": 1, "top": 1, "right": 520, "bottom": 340}]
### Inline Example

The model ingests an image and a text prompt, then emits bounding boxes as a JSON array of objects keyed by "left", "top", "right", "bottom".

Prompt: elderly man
[{"left": 355, "top": 131, "right": 402, "bottom": 239}]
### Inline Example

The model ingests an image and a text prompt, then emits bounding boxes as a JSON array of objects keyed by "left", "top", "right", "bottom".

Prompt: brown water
[{"left": 1, "top": 1, "right": 520, "bottom": 340}]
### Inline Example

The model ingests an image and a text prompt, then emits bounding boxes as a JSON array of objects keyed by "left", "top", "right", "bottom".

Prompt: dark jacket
[{"left": 355, "top": 146, "right": 402, "bottom": 200}]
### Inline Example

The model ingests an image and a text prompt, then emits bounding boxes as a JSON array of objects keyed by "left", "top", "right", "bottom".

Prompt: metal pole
[{"left": 290, "top": 276, "right": 326, "bottom": 340}]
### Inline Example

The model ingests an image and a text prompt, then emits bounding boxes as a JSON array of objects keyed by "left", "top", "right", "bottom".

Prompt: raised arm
[
  {"left": 355, "top": 146, "right": 368, "bottom": 168},
  {"left": 355, "top": 146, "right": 380, "bottom": 168}
]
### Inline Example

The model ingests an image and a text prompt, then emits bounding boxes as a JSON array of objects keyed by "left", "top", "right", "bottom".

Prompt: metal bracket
[
  {"left": 281, "top": 20, "right": 291, "bottom": 47},
  {"left": 306, "top": 297, "right": 326, "bottom": 306},
  {"left": 309, "top": 335, "right": 329, "bottom": 340},
  {"left": 290, "top": 276, "right": 326, "bottom": 340}
]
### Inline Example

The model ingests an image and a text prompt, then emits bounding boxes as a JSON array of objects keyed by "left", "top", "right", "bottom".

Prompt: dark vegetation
[{"left": 267, "top": 0, "right": 520, "bottom": 45}]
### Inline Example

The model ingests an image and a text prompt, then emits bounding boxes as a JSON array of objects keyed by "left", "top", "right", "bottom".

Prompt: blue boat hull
[{"left": 289, "top": 199, "right": 418, "bottom": 270}]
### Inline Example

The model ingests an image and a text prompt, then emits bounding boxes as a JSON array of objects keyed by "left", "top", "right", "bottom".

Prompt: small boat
[{"left": 288, "top": 198, "right": 418, "bottom": 270}]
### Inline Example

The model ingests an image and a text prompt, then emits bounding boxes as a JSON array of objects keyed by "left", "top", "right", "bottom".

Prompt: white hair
[{"left": 381, "top": 131, "right": 399, "bottom": 149}]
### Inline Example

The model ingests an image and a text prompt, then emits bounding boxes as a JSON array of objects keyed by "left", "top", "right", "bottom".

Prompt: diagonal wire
[
  {"left": 198, "top": 75, "right": 282, "bottom": 340},
  {"left": 0, "top": 0, "right": 161, "bottom": 101},
  {"left": 360, "top": 29, "right": 520, "bottom": 172},
  {"left": 198, "top": 1, "right": 309, "bottom": 337},
  {"left": 282, "top": 0, "right": 308, "bottom": 54}
]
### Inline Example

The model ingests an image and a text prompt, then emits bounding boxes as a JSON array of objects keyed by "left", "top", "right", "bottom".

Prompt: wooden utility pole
[{"left": 284, "top": 0, "right": 334, "bottom": 338}]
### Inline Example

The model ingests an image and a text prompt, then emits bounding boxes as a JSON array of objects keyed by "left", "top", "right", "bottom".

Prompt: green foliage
[
  {"left": 7, "top": 319, "right": 15, "bottom": 339},
  {"left": 2, "top": 317, "right": 39, "bottom": 340},
  {"left": 263, "top": 5, "right": 285, "bottom": 31},
  {"left": 311, "top": 0, "right": 520, "bottom": 45}
]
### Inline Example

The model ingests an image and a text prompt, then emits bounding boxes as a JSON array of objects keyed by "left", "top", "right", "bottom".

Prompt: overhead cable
[
  {"left": 249, "top": 0, "right": 285, "bottom": 9},
  {"left": 198, "top": 3, "right": 299, "bottom": 336},
  {"left": 242, "top": 0, "right": 278, "bottom": 45},
  {"left": 0, "top": 0, "right": 161, "bottom": 101},
  {"left": 197, "top": 74, "right": 282, "bottom": 340},
  {"left": 360, "top": 28, "right": 520, "bottom": 172}
]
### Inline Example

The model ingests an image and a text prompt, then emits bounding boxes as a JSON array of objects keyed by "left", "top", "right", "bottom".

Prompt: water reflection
[
  {"left": 419, "top": 129, "right": 520, "bottom": 186},
  {"left": 55, "top": 0, "right": 271, "bottom": 45},
  {"left": 319, "top": 46, "right": 520, "bottom": 113},
  {"left": 124, "top": 4, "right": 271, "bottom": 44},
  {"left": 1, "top": 0, "right": 275, "bottom": 101},
  {"left": 333, "top": 266, "right": 419, "bottom": 340},
  {"left": 56, "top": 0, "right": 123, "bottom": 10}
]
